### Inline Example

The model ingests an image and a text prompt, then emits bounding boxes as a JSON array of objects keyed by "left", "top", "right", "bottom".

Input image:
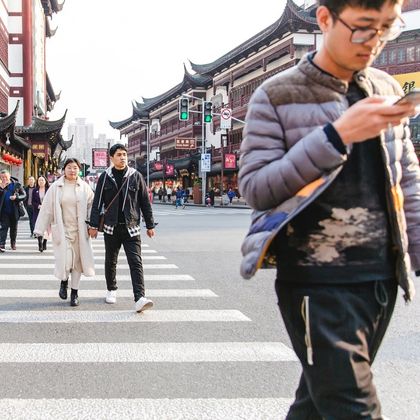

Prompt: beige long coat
[{"left": 34, "top": 176, "right": 95, "bottom": 280}]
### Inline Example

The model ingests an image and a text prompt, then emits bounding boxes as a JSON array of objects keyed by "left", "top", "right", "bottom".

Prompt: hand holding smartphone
[{"left": 393, "top": 89, "right": 420, "bottom": 107}]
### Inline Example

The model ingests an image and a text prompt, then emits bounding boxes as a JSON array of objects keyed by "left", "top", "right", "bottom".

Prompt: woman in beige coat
[{"left": 34, "top": 158, "right": 95, "bottom": 306}]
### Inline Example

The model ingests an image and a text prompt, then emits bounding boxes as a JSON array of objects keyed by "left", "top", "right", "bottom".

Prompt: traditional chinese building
[
  {"left": 374, "top": 0, "right": 420, "bottom": 142},
  {"left": 16, "top": 111, "right": 71, "bottom": 179},
  {"left": 110, "top": 0, "right": 320, "bottom": 200},
  {"left": 0, "top": 0, "right": 68, "bottom": 181}
]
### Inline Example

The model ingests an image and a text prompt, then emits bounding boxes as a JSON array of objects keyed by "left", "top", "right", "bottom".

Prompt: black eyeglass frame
[{"left": 330, "top": 12, "right": 405, "bottom": 44}]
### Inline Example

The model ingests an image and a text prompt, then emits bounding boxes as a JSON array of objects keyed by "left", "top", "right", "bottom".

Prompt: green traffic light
[
  {"left": 180, "top": 112, "right": 188, "bottom": 120},
  {"left": 204, "top": 115, "right": 212, "bottom": 123}
]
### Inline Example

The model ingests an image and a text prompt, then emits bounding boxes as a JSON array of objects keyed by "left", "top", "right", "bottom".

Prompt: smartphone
[{"left": 393, "top": 89, "right": 420, "bottom": 106}]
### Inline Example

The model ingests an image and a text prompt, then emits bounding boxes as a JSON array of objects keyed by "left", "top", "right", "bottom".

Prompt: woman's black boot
[
  {"left": 70, "top": 289, "right": 79, "bottom": 307},
  {"left": 43, "top": 239, "right": 47, "bottom": 251},
  {"left": 38, "top": 236, "right": 43, "bottom": 252},
  {"left": 59, "top": 280, "right": 68, "bottom": 300}
]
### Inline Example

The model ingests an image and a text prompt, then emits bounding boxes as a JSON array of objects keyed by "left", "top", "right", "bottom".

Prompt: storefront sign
[
  {"left": 175, "top": 137, "right": 196, "bottom": 149},
  {"left": 31, "top": 142, "right": 49, "bottom": 159},
  {"left": 224, "top": 153, "right": 237, "bottom": 169},
  {"left": 392, "top": 72, "right": 420, "bottom": 93},
  {"left": 154, "top": 161, "right": 163, "bottom": 171},
  {"left": 165, "top": 163, "right": 174, "bottom": 176},
  {"left": 92, "top": 148, "right": 108, "bottom": 169}
]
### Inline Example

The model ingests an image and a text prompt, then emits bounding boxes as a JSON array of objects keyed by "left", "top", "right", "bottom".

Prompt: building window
[
  {"left": 407, "top": 46, "right": 415, "bottom": 62},
  {"left": 377, "top": 51, "right": 387, "bottom": 65},
  {"left": 397, "top": 49, "right": 406, "bottom": 63},
  {"left": 389, "top": 50, "right": 397, "bottom": 64}
]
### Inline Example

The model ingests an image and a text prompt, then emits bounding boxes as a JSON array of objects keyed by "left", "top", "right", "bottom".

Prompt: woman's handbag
[
  {"left": 97, "top": 177, "right": 129, "bottom": 232},
  {"left": 17, "top": 201, "right": 26, "bottom": 217}
]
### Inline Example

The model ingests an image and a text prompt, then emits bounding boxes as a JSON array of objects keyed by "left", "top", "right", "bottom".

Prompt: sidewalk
[{"left": 152, "top": 196, "right": 250, "bottom": 209}]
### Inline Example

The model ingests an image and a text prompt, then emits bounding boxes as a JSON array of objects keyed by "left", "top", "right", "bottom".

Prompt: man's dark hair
[
  {"left": 109, "top": 143, "right": 128, "bottom": 157},
  {"left": 63, "top": 158, "right": 81, "bottom": 170},
  {"left": 317, "top": 0, "right": 401, "bottom": 15}
]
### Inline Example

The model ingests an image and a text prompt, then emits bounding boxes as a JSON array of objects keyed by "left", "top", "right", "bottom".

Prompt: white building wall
[
  {"left": 8, "top": 15, "right": 22, "bottom": 33},
  {"left": 8, "top": 0, "right": 22, "bottom": 13}
]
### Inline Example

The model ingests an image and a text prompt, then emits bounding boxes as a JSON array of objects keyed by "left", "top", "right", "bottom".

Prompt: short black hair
[
  {"left": 317, "top": 0, "right": 401, "bottom": 15},
  {"left": 63, "top": 158, "right": 81, "bottom": 170},
  {"left": 109, "top": 143, "right": 128, "bottom": 157}
]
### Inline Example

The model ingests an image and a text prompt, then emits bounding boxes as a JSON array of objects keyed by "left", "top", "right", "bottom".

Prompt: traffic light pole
[
  {"left": 182, "top": 93, "right": 207, "bottom": 205},
  {"left": 201, "top": 105, "right": 207, "bottom": 206}
]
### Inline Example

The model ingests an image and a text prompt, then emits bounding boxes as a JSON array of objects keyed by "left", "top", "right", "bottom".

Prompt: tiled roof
[
  {"left": 109, "top": 66, "right": 212, "bottom": 130},
  {"left": 190, "top": 0, "right": 317, "bottom": 75}
]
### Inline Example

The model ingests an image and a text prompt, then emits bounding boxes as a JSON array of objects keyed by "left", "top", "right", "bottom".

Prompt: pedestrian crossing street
[{"left": 0, "top": 222, "right": 296, "bottom": 419}]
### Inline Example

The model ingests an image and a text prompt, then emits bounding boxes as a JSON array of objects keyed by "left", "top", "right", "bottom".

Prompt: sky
[{"left": 46, "top": 0, "right": 309, "bottom": 141}]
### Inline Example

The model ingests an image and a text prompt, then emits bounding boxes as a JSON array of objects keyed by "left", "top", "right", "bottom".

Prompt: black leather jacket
[{"left": 90, "top": 167, "right": 154, "bottom": 230}]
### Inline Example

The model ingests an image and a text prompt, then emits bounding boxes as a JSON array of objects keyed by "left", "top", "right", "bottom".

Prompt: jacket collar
[
  {"left": 56, "top": 175, "right": 83, "bottom": 187},
  {"left": 105, "top": 166, "right": 136, "bottom": 179},
  {"left": 299, "top": 52, "right": 370, "bottom": 95}
]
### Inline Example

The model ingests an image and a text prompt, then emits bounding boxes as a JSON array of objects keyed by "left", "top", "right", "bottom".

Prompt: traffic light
[
  {"left": 203, "top": 101, "right": 213, "bottom": 123},
  {"left": 79, "top": 163, "right": 90, "bottom": 177},
  {"left": 178, "top": 98, "right": 189, "bottom": 121}
]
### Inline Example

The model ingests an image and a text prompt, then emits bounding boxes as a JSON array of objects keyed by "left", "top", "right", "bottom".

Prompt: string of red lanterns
[{"left": 1, "top": 152, "right": 23, "bottom": 165}]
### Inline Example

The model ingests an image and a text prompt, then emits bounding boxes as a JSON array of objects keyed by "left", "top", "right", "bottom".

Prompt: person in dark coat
[
  {"left": 32, "top": 176, "right": 49, "bottom": 252},
  {"left": 0, "top": 170, "right": 26, "bottom": 252},
  {"left": 24, "top": 176, "right": 36, "bottom": 237}
]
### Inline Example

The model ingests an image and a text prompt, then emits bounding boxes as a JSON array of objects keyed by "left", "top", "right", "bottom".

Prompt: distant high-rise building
[
  {"left": 67, "top": 118, "right": 94, "bottom": 165},
  {"left": 94, "top": 133, "right": 114, "bottom": 150}
]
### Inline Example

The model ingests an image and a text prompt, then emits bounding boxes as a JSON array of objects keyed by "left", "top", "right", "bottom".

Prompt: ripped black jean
[{"left": 275, "top": 279, "right": 398, "bottom": 420}]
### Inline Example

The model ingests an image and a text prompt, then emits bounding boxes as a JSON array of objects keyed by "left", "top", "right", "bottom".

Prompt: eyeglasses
[{"left": 332, "top": 13, "right": 405, "bottom": 44}]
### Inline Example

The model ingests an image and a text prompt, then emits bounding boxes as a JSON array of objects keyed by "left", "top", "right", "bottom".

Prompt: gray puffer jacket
[{"left": 239, "top": 53, "right": 420, "bottom": 301}]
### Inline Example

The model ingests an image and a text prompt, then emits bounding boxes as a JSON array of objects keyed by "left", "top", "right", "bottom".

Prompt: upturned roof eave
[{"left": 190, "top": 0, "right": 317, "bottom": 75}]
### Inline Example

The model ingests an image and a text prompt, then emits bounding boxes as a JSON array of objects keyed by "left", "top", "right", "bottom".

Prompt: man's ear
[{"left": 316, "top": 5, "right": 334, "bottom": 32}]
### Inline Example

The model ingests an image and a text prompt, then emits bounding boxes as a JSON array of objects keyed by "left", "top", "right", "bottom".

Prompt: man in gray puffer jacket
[{"left": 239, "top": 0, "right": 420, "bottom": 418}]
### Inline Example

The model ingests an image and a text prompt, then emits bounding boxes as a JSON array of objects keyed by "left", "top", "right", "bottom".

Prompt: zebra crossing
[{"left": 0, "top": 222, "right": 296, "bottom": 419}]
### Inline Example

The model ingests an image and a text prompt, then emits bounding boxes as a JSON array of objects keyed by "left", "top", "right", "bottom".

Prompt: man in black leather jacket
[{"left": 89, "top": 144, "right": 156, "bottom": 312}]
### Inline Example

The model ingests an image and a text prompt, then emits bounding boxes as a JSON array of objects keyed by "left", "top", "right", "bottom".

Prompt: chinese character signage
[
  {"left": 92, "top": 149, "right": 108, "bottom": 169},
  {"left": 175, "top": 137, "right": 196, "bottom": 150},
  {"left": 224, "top": 153, "right": 236, "bottom": 169},
  {"left": 165, "top": 164, "right": 174, "bottom": 176},
  {"left": 31, "top": 142, "right": 48, "bottom": 159},
  {"left": 392, "top": 72, "right": 419, "bottom": 94}
]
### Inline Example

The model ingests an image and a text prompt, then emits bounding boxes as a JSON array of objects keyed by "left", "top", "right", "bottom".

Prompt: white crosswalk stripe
[
  {"left": 0, "top": 342, "right": 296, "bottom": 362},
  {"left": 0, "top": 223, "right": 295, "bottom": 419},
  {"left": 0, "top": 398, "right": 292, "bottom": 420},
  {"left": 0, "top": 289, "right": 217, "bottom": 297},
  {"left": 0, "top": 310, "right": 251, "bottom": 323}
]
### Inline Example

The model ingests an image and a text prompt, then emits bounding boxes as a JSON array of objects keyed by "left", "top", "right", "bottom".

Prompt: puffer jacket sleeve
[
  {"left": 399, "top": 124, "right": 420, "bottom": 271},
  {"left": 238, "top": 86, "right": 347, "bottom": 211}
]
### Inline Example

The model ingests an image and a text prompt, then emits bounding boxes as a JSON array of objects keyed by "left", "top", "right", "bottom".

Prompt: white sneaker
[
  {"left": 135, "top": 297, "right": 153, "bottom": 313},
  {"left": 105, "top": 290, "right": 117, "bottom": 304}
]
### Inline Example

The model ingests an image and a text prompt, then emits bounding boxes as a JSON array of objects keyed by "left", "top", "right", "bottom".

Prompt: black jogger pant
[
  {"left": 275, "top": 279, "right": 398, "bottom": 420},
  {"left": 104, "top": 225, "right": 145, "bottom": 301}
]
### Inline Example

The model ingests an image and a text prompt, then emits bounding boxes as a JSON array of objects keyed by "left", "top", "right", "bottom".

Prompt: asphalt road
[{"left": 0, "top": 205, "right": 419, "bottom": 419}]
